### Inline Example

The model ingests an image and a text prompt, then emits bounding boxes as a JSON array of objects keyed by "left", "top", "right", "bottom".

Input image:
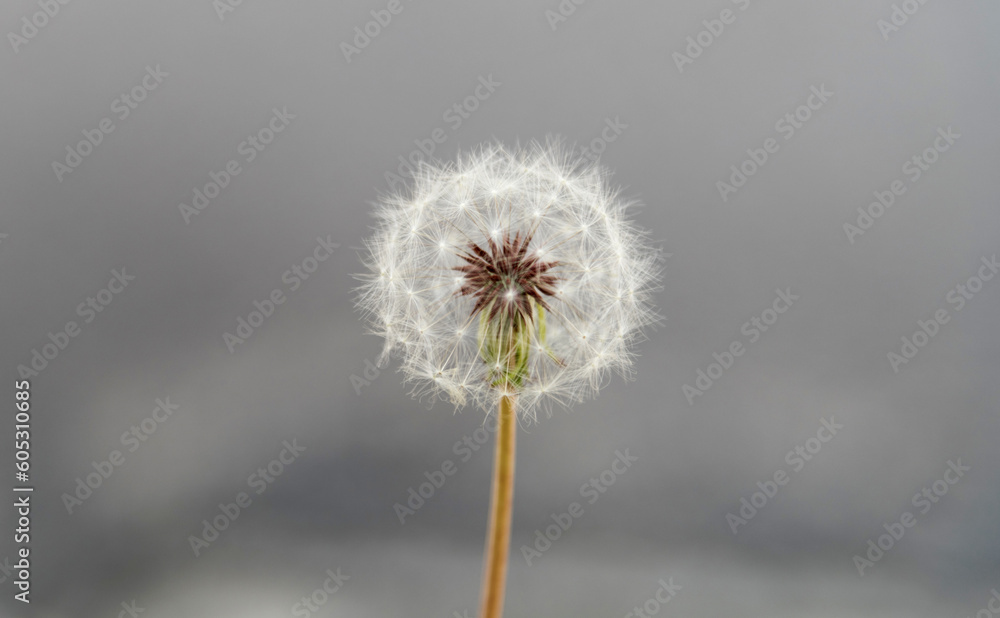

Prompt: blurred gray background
[{"left": 1, "top": 1, "right": 999, "bottom": 616}]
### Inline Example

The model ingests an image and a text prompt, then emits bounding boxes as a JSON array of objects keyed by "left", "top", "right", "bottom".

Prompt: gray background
[{"left": 1, "top": 1, "right": 999, "bottom": 616}]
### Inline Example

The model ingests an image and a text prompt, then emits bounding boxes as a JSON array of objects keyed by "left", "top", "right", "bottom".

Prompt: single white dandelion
[
  {"left": 355, "top": 140, "right": 660, "bottom": 422},
  {"left": 354, "top": 139, "right": 660, "bottom": 618}
]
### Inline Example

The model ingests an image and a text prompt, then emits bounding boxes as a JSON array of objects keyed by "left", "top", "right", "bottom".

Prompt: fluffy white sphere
[{"left": 355, "top": 141, "right": 660, "bottom": 420}]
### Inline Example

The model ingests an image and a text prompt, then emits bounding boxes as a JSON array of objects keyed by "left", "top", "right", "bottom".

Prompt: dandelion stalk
[{"left": 478, "top": 394, "right": 516, "bottom": 618}]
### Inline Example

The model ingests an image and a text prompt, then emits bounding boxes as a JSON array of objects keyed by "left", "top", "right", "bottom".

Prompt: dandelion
[{"left": 355, "top": 140, "right": 660, "bottom": 618}]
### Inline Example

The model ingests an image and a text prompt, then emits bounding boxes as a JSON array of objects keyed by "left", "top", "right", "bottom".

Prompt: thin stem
[{"left": 478, "top": 395, "right": 517, "bottom": 618}]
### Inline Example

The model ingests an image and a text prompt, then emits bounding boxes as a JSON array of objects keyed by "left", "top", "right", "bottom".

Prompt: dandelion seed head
[{"left": 355, "top": 140, "right": 660, "bottom": 419}]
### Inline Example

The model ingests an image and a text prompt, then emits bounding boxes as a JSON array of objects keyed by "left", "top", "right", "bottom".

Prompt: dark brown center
[{"left": 454, "top": 230, "right": 558, "bottom": 323}]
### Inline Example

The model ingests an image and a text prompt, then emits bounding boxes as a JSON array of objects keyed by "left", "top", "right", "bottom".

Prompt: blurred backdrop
[{"left": 1, "top": 1, "right": 999, "bottom": 616}]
